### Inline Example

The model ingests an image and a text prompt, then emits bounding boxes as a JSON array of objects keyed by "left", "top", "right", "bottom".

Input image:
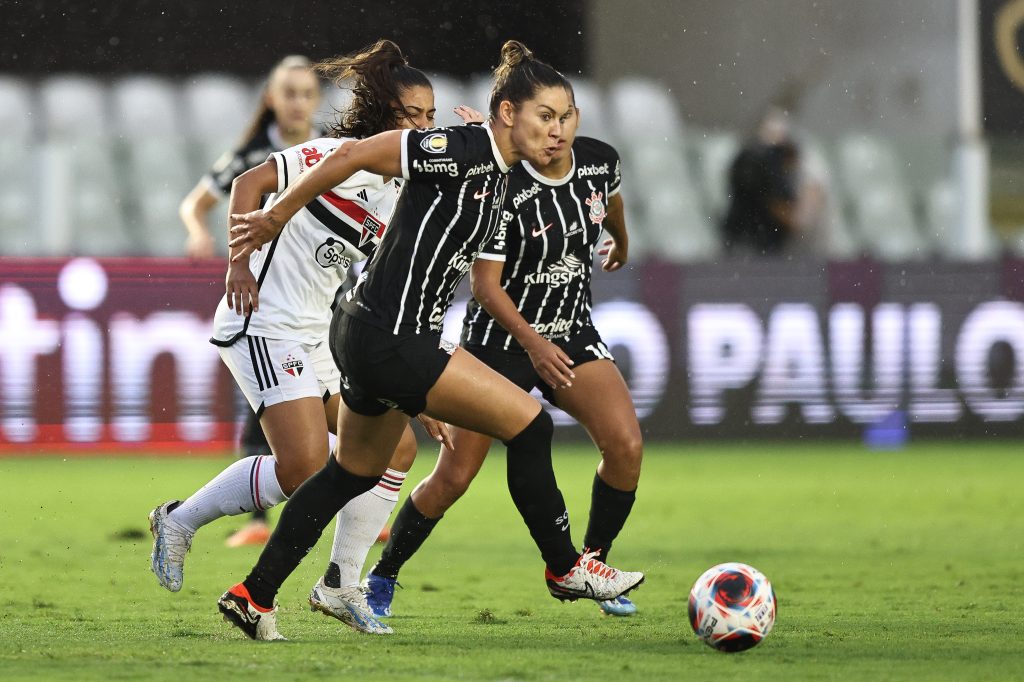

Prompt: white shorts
[{"left": 218, "top": 335, "right": 340, "bottom": 415}]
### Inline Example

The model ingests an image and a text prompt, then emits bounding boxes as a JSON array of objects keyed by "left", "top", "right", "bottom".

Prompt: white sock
[
  {"left": 168, "top": 455, "right": 286, "bottom": 534},
  {"left": 327, "top": 468, "right": 407, "bottom": 587}
]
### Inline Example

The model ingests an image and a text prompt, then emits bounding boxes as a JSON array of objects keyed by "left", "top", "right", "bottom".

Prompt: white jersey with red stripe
[{"left": 211, "top": 137, "right": 401, "bottom": 347}]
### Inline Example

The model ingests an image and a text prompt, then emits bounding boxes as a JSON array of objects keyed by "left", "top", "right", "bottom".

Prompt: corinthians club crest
[{"left": 585, "top": 191, "right": 606, "bottom": 225}]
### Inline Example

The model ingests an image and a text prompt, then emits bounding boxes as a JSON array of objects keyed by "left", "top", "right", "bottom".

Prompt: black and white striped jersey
[
  {"left": 211, "top": 136, "right": 401, "bottom": 347},
  {"left": 202, "top": 122, "right": 323, "bottom": 198},
  {"left": 340, "top": 124, "right": 511, "bottom": 335},
  {"left": 462, "top": 136, "right": 622, "bottom": 351}
]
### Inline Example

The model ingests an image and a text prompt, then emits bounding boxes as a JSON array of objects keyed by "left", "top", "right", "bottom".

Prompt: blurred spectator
[
  {"left": 721, "top": 107, "right": 824, "bottom": 256},
  {"left": 178, "top": 55, "right": 321, "bottom": 259}
]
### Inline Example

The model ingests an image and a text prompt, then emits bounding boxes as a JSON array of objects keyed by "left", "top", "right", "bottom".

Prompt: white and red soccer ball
[{"left": 688, "top": 562, "right": 776, "bottom": 652}]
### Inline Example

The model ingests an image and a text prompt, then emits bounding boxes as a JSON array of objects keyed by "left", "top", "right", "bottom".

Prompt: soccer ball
[{"left": 688, "top": 562, "right": 776, "bottom": 652}]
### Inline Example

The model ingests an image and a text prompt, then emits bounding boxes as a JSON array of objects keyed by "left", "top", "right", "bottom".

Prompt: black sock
[
  {"left": 242, "top": 456, "right": 379, "bottom": 608},
  {"left": 250, "top": 508, "right": 268, "bottom": 523},
  {"left": 504, "top": 411, "right": 578, "bottom": 577},
  {"left": 583, "top": 473, "right": 636, "bottom": 563},
  {"left": 370, "top": 497, "right": 441, "bottom": 581}
]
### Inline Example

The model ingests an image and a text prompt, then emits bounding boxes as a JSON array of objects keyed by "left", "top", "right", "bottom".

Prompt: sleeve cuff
[
  {"left": 400, "top": 129, "right": 412, "bottom": 180},
  {"left": 271, "top": 152, "right": 288, "bottom": 194},
  {"left": 476, "top": 252, "right": 506, "bottom": 262}
]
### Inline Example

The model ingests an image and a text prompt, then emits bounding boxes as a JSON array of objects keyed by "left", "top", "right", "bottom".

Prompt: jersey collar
[
  {"left": 483, "top": 123, "right": 511, "bottom": 174},
  {"left": 521, "top": 149, "right": 576, "bottom": 187}
]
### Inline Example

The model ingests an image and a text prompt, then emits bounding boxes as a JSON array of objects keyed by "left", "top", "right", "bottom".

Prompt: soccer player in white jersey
[
  {"left": 149, "top": 40, "right": 464, "bottom": 637},
  {"left": 361, "top": 86, "right": 645, "bottom": 618},
  {"left": 221, "top": 40, "right": 644, "bottom": 641},
  {"left": 179, "top": 55, "right": 321, "bottom": 548}
]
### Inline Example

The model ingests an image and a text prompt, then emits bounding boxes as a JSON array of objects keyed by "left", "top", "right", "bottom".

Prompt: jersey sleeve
[
  {"left": 477, "top": 208, "right": 512, "bottom": 262},
  {"left": 269, "top": 138, "right": 338, "bottom": 194},
  {"left": 401, "top": 126, "right": 503, "bottom": 183},
  {"left": 203, "top": 148, "right": 248, "bottom": 198}
]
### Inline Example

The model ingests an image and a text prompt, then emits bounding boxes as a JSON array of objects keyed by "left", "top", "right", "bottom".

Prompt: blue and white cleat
[
  {"left": 309, "top": 578, "right": 392, "bottom": 635},
  {"left": 149, "top": 500, "right": 193, "bottom": 592},
  {"left": 363, "top": 573, "right": 399, "bottom": 618},
  {"left": 599, "top": 595, "right": 639, "bottom": 616}
]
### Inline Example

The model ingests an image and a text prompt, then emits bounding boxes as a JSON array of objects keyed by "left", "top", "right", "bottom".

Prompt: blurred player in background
[
  {"left": 150, "top": 40, "right": 459, "bottom": 635},
  {"left": 360, "top": 83, "right": 644, "bottom": 619},
  {"left": 219, "top": 40, "right": 644, "bottom": 641},
  {"left": 177, "top": 55, "right": 321, "bottom": 547}
]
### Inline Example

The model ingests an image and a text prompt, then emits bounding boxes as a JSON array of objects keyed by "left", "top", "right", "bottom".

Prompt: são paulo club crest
[
  {"left": 585, "top": 191, "right": 606, "bottom": 225},
  {"left": 282, "top": 354, "right": 304, "bottom": 377}
]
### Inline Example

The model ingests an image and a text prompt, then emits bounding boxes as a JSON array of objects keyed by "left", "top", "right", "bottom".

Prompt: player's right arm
[
  {"left": 179, "top": 182, "right": 219, "bottom": 259},
  {"left": 228, "top": 131, "right": 404, "bottom": 260},
  {"left": 225, "top": 161, "right": 278, "bottom": 315}
]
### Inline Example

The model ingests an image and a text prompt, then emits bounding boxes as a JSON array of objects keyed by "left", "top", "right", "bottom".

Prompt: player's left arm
[
  {"left": 470, "top": 258, "right": 576, "bottom": 389},
  {"left": 598, "top": 192, "right": 629, "bottom": 272}
]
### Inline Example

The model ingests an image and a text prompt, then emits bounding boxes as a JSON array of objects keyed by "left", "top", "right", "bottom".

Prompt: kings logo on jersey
[{"left": 585, "top": 191, "right": 606, "bottom": 225}]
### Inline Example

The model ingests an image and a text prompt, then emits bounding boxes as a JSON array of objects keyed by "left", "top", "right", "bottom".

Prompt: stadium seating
[
  {"left": 0, "top": 73, "right": 988, "bottom": 261},
  {"left": 0, "top": 77, "right": 36, "bottom": 255}
]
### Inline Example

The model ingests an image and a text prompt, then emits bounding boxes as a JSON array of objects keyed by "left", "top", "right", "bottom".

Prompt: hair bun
[{"left": 500, "top": 40, "right": 534, "bottom": 68}]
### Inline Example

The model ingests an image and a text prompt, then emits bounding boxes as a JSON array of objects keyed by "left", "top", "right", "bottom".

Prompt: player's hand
[
  {"left": 598, "top": 238, "right": 627, "bottom": 272},
  {"left": 228, "top": 209, "right": 283, "bottom": 261},
  {"left": 226, "top": 263, "right": 259, "bottom": 316},
  {"left": 417, "top": 414, "right": 453, "bottom": 450},
  {"left": 454, "top": 105, "right": 485, "bottom": 125},
  {"left": 524, "top": 337, "right": 575, "bottom": 390},
  {"left": 185, "top": 230, "right": 216, "bottom": 259}
]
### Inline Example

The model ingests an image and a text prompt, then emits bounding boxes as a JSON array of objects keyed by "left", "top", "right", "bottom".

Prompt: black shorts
[
  {"left": 329, "top": 310, "right": 456, "bottom": 417},
  {"left": 463, "top": 325, "right": 613, "bottom": 406}
]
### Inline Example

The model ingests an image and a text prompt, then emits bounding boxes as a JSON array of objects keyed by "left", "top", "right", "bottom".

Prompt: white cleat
[
  {"left": 148, "top": 500, "right": 193, "bottom": 592},
  {"left": 309, "top": 578, "right": 393, "bottom": 635},
  {"left": 545, "top": 549, "right": 645, "bottom": 602},
  {"left": 218, "top": 584, "right": 286, "bottom": 641}
]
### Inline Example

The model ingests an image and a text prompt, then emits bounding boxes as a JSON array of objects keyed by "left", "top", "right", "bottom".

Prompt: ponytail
[{"left": 317, "top": 39, "right": 432, "bottom": 139}]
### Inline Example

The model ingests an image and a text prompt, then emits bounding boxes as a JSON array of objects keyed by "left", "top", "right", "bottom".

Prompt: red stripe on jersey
[{"left": 320, "top": 191, "right": 388, "bottom": 244}]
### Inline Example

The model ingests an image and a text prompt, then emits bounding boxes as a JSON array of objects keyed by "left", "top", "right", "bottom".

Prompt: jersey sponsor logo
[
  {"left": 585, "top": 191, "right": 607, "bottom": 225},
  {"left": 412, "top": 158, "right": 459, "bottom": 177},
  {"left": 359, "top": 214, "right": 384, "bottom": 247},
  {"left": 281, "top": 354, "right": 304, "bottom": 377},
  {"left": 564, "top": 220, "right": 582, "bottom": 237},
  {"left": 465, "top": 161, "right": 495, "bottom": 177},
  {"left": 531, "top": 222, "right": 554, "bottom": 237},
  {"left": 524, "top": 253, "right": 585, "bottom": 287},
  {"left": 448, "top": 250, "right": 472, "bottom": 274},
  {"left": 577, "top": 162, "right": 610, "bottom": 178},
  {"left": 419, "top": 133, "right": 449, "bottom": 154},
  {"left": 315, "top": 238, "right": 352, "bottom": 270},
  {"left": 555, "top": 510, "right": 570, "bottom": 531},
  {"left": 532, "top": 317, "right": 575, "bottom": 336},
  {"left": 512, "top": 182, "right": 542, "bottom": 209},
  {"left": 301, "top": 146, "right": 325, "bottom": 167}
]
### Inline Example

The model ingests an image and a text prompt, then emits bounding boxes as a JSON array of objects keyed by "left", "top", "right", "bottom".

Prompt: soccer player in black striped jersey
[
  {"left": 148, "top": 41, "right": 460, "bottom": 638},
  {"left": 363, "top": 88, "right": 645, "bottom": 618},
  {"left": 221, "top": 41, "right": 644, "bottom": 639},
  {"left": 179, "top": 56, "right": 321, "bottom": 548}
]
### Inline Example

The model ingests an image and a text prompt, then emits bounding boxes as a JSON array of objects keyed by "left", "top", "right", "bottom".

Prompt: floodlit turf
[{"left": 1, "top": 441, "right": 1023, "bottom": 680}]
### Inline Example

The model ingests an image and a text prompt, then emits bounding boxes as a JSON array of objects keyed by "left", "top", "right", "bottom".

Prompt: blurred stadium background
[{"left": 2, "top": 0, "right": 1024, "bottom": 451}]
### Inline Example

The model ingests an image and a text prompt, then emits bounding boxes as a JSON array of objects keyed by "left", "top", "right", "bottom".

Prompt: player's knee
[
  {"left": 389, "top": 434, "right": 418, "bottom": 471},
  {"left": 602, "top": 430, "right": 644, "bottom": 480},
  {"left": 505, "top": 408, "right": 553, "bottom": 448},
  {"left": 275, "top": 451, "right": 323, "bottom": 495}
]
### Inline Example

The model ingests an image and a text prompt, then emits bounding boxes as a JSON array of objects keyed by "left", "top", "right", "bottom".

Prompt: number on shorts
[{"left": 585, "top": 342, "right": 613, "bottom": 360}]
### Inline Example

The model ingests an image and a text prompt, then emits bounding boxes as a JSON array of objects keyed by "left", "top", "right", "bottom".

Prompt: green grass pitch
[{"left": 1, "top": 441, "right": 1023, "bottom": 680}]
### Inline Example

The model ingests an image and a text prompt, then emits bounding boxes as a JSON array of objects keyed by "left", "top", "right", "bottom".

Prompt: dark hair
[
  {"left": 238, "top": 55, "right": 315, "bottom": 147},
  {"left": 316, "top": 39, "right": 432, "bottom": 139},
  {"left": 488, "top": 40, "right": 572, "bottom": 119}
]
